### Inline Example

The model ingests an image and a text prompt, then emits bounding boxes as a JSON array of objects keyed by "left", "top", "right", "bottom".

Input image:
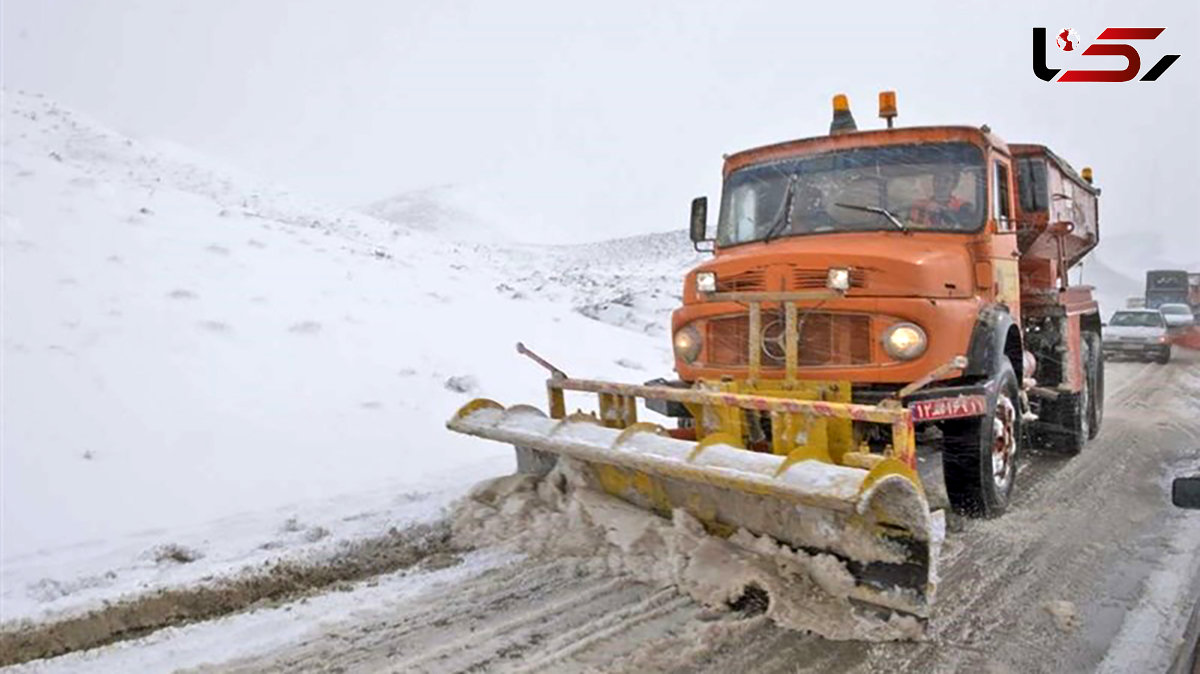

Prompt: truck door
[{"left": 990, "top": 157, "right": 1021, "bottom": 321}]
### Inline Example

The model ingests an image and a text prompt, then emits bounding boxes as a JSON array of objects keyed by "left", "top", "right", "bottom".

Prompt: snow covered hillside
[
  {"left": 1099, "top": 231, "right": 1200, "bottom": 284},
  {"left": 0, "top": 90, "right": 702, "bottom": 623},
  {"left": 1078, "top": 254, "right": 1142, "bottom": 318},
  {"left": 1085, "top": 232, "right": 1197, "bottom": 318},
  {"left": 362, "top": 184, "right": 496, "bottom": 242}
]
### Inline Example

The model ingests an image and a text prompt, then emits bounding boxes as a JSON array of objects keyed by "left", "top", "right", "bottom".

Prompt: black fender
[
  {"left": 642, "top": 378, "right": 692, "bottom": 417},
  {"left": 963, "top": 304, "right": 1023, "bottom": 383}
]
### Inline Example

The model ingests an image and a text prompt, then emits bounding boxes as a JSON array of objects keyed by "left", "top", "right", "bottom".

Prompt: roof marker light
[
  {"left": 878, "top": 91, "right": 897, "bottom": 128},
  {"left": 829, "top": 94, "right": 857, "bottom": 135}
]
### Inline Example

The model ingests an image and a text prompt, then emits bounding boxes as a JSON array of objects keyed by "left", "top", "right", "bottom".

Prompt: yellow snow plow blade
[{"left": 447, "top": 378, "right": 941, "bottom": 619}]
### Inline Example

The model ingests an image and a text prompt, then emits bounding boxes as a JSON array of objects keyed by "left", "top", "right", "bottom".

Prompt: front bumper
[
  {"left": 646, "top": 379, "right": 990, "bottom": 424},
  {"left": 856, "top": 383, "right": 989, "bottom": 423},
  {"left": 1103, "top": 341, "right": 1169, "bottom": 356}
]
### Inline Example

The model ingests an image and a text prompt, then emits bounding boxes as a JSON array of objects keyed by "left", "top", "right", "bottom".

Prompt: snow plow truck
[{"left": 448, "top": 92, "right": 1104, "bottom": 625}]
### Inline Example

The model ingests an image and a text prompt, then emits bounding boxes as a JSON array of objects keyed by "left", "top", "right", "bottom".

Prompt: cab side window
[{"left": 994, "top": 161, "right": 1013, "bottom": 231}]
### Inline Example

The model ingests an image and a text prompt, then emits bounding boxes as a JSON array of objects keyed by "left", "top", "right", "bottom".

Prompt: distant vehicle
[
  {"left": 1159, "top": 303, "right": 1196, "bottom": 329},
  {"left": 1146, "top": 270, "right": 1189, "bottom": 309},
  {"left": 1125, "top": 296, "right": 1146, "bottom": 309},
  {"left": 1103, "top": 309, "right": 1171, "bottom": 363},
  {"left": 1192, "top": 273, "right": 1200, "bottom": 321}
]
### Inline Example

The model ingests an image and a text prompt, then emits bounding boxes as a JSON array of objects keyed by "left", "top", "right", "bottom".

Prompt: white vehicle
[
  {"left": 1159, "top": 303, "right": 1196, "bottom": 329},
  {"left": 1103, "top": 309, "right": 1171, "bottom": 363}
]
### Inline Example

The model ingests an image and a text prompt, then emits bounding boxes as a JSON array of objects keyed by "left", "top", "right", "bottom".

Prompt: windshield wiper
[
  {"left": 762, "top": 176, "right": 798, "bottom": 243},
  {"left": 834, "top": 201, "right": 907, "bottom": 231}
]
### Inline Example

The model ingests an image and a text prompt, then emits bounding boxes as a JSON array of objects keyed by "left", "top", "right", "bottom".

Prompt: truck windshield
[
  {"left": 1110, "top": 312, "right": 1164, "bottom": 327},
  {"left": 717, "top": 142, "right": 986, "bottom": 246}
]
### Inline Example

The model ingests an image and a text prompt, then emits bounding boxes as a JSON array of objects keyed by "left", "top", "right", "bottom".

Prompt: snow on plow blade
[{"left": 447, "top": 379, "right": 941, "bottom": 619}]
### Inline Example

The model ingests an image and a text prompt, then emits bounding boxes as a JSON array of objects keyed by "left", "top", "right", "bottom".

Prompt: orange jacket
[{"left": 909, "top": 196, "right": 968, "bottom": 226}]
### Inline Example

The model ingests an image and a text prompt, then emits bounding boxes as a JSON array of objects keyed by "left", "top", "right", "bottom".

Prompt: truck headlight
[
  {"left": 827, "top": 267, "right": 851, "bottom": 291},
  {"left": 883, "top": 322, "right": 927, "bottom": 360},
  {"left": 673, "top": 326, "right": 702, "bottom": 363},
  {"left": 696, "top": 271, "right": 717, "bottom": 293}
]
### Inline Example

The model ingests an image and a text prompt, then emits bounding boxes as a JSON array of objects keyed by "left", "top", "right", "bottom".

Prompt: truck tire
[
  {"left": 1045, "top": 337, "right": 1093, "bottom": 455},
  {"left": 1155, "top": 347, "right": 1171, "bottom": 364},
  {"left": 514, "top": 446, "right": 556, "bottom": 477},
  {"left": 942, "top": 359, "right": 1021, "bottom": 518},
  {"left": 1085, "top": 332, "right": 1103, "bottom": 439}
]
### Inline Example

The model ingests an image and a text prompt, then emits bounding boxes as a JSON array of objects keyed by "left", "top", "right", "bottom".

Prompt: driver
[{"left": 909, "top": 168, "right": 973, "bottom": 228}]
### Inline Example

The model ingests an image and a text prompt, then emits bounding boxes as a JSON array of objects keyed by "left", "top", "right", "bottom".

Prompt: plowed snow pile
[{"left": 451, "top": 460, "right": 925, "bottom": 641}]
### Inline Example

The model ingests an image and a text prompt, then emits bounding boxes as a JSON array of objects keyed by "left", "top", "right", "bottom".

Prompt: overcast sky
[{"left": 3, "top": 0, "right": 1197, "bottom": 257}]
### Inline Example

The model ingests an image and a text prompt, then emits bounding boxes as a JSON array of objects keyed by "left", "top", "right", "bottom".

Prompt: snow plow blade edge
[{"left": 448, "top": 391, "right": 940, "bottom": 618}]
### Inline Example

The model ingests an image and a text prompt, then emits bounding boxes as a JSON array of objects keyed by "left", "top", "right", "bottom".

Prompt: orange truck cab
[{"left": 650, "top": 93, "right": 1104, "bottom": 517}]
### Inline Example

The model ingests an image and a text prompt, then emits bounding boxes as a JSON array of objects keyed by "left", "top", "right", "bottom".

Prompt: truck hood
[{"left": 701, "top": 233, "right": 976, "bottom": 299}]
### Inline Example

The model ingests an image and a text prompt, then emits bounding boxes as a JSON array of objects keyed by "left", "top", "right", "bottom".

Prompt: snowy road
[
  {"left": 20, "top": 354, "right": 1191, "bottom": 673},
  {"left": 212, "top": 354, "right": 1200, "bottom": 673}
]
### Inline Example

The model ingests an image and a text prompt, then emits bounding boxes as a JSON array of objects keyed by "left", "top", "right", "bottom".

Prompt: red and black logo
[{"left": 1033, "top": 27, "right": 1180, "bottom": 82}]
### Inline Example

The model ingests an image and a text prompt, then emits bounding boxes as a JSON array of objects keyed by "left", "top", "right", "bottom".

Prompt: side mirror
[
  {"left": 1173, "top": 476, "right": 1200, "bottom": 509},
  {"left": 690, "top": 197, "right": 713, "bottom": 252}
]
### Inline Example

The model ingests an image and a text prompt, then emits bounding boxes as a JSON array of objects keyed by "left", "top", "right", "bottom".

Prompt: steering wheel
[{"left": 930, "top": 202, "right": 972, "bottom": 228}]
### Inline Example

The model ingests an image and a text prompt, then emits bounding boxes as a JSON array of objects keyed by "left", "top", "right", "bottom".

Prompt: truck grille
[
  {"left": 715, "top": 268, "right": 767, "bottom": 292},
  {"left": 705, "top": 312, "right": 872, "bottom": 367},
  {"left": 714, "top": 267, "right": 869, "bottom": 293},
  {"left": 791, "top": 267, "right": 868, "bottom": 289}
]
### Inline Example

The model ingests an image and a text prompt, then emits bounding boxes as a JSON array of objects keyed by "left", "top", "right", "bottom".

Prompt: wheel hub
[{"left": 992, "top": 395, "right": 1017, "bottom": 490}]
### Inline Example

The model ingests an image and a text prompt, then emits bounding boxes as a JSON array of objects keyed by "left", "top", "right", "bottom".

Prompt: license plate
[{"left": 910, "top": 395, "right": 988, "bottom": 422}]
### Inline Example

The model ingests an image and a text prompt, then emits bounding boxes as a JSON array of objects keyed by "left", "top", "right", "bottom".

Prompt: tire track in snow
[{"left": 213, "top": 561, "right": 698, "bottom": 673}]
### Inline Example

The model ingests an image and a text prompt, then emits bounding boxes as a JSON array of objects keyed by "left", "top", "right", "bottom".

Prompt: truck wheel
[
  {"left": 942, "top": 360, "right": 1021, "bottom": 518},
  {"left": 1046, "top": 338, "right": 1093, "bottom": 455},
  {"left": 1085, "top": 332, "right": 1103, "bottom": 439},
  {"left": 1155, "top": 347, "right": 1171, "bottom": 364},
  {"left": 514, "top": 446, "right": 556, "bottom": 477}
]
